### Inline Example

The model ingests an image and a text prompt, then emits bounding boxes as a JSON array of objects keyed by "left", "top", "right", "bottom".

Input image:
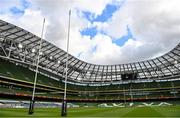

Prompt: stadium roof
[{"left": 0, "top": 19, "right": 179, "bottom": 84}]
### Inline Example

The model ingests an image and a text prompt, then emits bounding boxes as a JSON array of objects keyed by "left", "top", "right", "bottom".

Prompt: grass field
[{"left": 0, "top": 106, "right": 180, "bottom": 117}]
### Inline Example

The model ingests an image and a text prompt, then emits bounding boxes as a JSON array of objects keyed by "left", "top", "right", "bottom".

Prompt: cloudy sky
[{"left": 0, "top": 0, "right": 180, "bottom": 65}]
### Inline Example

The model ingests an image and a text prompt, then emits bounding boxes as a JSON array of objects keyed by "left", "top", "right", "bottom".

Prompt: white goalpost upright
[
  {"left": 29, "top": 18, "right": 46, "bottom": 115},
  {"left": 61, "top": 10, "right": 71, "bottom": 117}
]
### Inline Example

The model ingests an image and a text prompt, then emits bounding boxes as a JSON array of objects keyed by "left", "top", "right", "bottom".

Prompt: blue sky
[
  {"left": 112, "top": 25, "right": 134, "bottom": 46},
  {"left": 81, "top": 3, "right": 120, "bottom": 23},
  {"left": 0, "top": 0, "right": 30, "bottom": 15},
  {"left": 10, "top": 7, "right": 25, "bottom": 15},
  {"left": 80, "top": 0, "right": 132, "bottom": 47}
]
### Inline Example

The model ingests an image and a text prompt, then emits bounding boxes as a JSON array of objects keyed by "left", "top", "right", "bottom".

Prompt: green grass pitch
[{"left": 0, "top": 106, "right": 180, "bottom": 117}]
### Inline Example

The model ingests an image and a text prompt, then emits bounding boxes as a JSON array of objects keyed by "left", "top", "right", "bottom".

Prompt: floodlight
[
  {"left": 18, "top": 43, "right": 23, "bottom": 49},
  {"left": 58, "top": 60, "right": 61, "bottom": 64},
  {"left": 39, "top": 51, "right": 43, "bottom": 55},
  {"left": 50, "top": 56, "right": 53, "bottom": 60},
  {"left": 77, "top": 77, "right": 82, "bottom": 80},
  {"left": 87, "top": 71, "right": 91, "bottom": 75},
  {"left": 0, "top": 37, "right": 4, "bottom": 41},
  {"left": 32, "top": 48, "right": 36, "bottom": 53}
]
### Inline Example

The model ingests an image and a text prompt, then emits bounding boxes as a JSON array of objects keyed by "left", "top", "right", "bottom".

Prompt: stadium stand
[{"left": 0, "top": 19, "right": 180, "bottom": 103}]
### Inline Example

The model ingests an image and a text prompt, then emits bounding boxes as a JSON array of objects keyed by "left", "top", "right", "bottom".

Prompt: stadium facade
[{"left": 0, "top": 19, "right": 180, "bottom": 103}]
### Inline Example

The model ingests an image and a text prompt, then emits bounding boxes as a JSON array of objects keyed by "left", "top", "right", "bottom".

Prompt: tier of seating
[{"left": 0, "top": 58, "right": 180, "bottom": 101}]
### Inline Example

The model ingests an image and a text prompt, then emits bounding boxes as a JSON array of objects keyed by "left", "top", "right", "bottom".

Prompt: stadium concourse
[{"left": 0, "top": 19, "right": 180, "bottom": 115}]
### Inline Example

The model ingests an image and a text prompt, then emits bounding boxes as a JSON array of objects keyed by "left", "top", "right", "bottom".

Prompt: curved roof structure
[{"left": 0, "top": 19, "right": 180, "bottom": 84}]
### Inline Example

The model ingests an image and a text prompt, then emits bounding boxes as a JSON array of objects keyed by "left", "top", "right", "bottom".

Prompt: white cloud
[
  {"left": 24, "top": 0, "right": 115, "bottom": 57},
  {"left": 0, "top": 0, "right": 22, "bottom": 11},
  {"left": 90, "top": 0, "right": 180, "bottom": 64},
  {"left": 0, "top": 0, "right": 180, "bottom": 65},
  {"left": 79, "top": 34, "right": 121, "bottom": 64},
  {"left": 0, "top": 8, "right": 45, "bottom": 37}
]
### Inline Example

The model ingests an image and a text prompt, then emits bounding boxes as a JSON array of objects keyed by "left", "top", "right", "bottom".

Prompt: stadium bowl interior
[{"left": 0, "top": 19, "right": 180, "bottom": 103}]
